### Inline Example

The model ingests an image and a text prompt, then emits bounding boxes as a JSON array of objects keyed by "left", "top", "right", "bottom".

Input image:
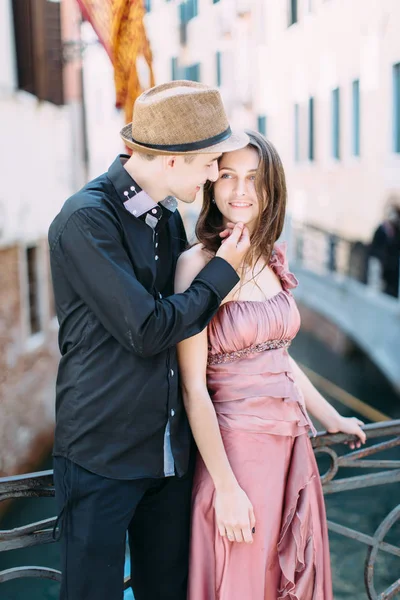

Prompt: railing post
[{"left": 367, "top": 257, "right": 383, "bottom": 293}]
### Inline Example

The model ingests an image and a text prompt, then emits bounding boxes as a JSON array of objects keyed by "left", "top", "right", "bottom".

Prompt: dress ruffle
[
  {"left": 277, "top": 434, "right": 330, "bottom": 599},
  {"left": 207, "top": 347, "right": 317, "bottom": 437},
  {"left": 270, "top": 242, "right": 299, "bottom": 291},
  {"left": 188, "top": 430, "right": 332, "bottom": 600}
]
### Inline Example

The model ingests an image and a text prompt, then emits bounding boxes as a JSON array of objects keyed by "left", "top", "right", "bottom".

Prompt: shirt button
[
  {"left": 155, "top": 242, "right": 158, "bottom": 248},
  {"left": 152, "top": 208, "right": 157, "bottom": 214},
  {"left": 155, "top": 255, "right": 159, "bottom": 261},
  {"left": 170, "top": 369, "right": 174, "bottom": 377},
  {"left": 171, "top": 409, "right": 175, "bottom": 417},
  {"left": 159, "top": 292, "right": 163, "bottom": 299}
]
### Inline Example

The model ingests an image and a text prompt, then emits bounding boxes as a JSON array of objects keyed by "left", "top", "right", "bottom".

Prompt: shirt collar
[{"left": 107, "top": 155, "right": 178, "bottom": 230}]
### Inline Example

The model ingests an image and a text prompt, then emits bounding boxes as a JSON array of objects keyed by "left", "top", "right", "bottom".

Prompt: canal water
[{"left": 0, "top": 330, "right": 399, "bottom": 600}]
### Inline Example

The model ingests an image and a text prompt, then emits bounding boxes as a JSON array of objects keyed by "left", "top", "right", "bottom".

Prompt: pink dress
[{"left": 188, "top": 244, "right": 333, "bottom": 600}]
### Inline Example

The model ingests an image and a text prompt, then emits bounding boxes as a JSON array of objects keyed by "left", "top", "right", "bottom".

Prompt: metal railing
[
  {"left": 313, "top": 420, "right": 400, "bottom": 600},
  {"left": 290, "top": 220, "right": 400, "bottom": 299},
  {"left": 1, "top": 420, "right": 400, "bottom": 598}
]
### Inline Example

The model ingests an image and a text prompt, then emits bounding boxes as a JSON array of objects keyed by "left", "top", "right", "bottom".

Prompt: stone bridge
[{"left": 284, "top": 220, "right": 400, "bottom": 392}]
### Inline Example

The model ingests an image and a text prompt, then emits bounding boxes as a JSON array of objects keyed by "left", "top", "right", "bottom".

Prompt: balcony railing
[{"left": 1, "top": 420, "right": 400, "bottom": 598}]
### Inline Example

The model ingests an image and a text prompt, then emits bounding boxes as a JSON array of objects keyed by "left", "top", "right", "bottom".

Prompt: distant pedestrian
[{"left": 370, "top": 199, "right": 400, "bottom": 297}]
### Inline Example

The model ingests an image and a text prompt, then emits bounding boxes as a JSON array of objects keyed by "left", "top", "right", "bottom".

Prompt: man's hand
[
  {"left": 219, "top": 222, "right": 236, "bottom": 243},
  {"left": 216, "top": 222, "right": 250, "bottom": 271}
]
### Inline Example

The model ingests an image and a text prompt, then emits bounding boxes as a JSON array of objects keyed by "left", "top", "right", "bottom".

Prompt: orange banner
[{"left": 77, "top": 0, "right": 155, "bottom": 124}]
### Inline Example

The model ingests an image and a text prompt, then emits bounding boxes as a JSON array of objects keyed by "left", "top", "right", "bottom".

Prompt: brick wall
[{"left": 0, "top": 243, "right": 58, "bottom": 481}]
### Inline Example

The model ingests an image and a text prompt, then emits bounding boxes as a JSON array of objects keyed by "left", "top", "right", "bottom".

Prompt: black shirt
[{"left": 48, "top": 155, "right": 239, "bottom": 479}]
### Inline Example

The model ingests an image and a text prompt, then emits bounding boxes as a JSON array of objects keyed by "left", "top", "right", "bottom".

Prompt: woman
[{"left": 175, "top": 131, "right": 366, "bottom": 600}]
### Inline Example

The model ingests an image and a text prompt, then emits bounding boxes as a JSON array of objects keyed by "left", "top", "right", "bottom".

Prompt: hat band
[{"left": 130, "top": 126, "right": 232, "bottom": 152}]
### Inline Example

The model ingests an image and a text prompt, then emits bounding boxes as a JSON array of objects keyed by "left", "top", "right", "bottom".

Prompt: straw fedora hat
[{"left": 120, "top": 80, "right": 249, "bottom": 155}]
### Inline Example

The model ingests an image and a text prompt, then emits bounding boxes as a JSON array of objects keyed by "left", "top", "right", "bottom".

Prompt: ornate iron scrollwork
[
  {"left": 312, "top": 420, "right": 400, "bottom": 599},
  {"left": 0, "top": 421, "right": 399, "bottom": 597}
]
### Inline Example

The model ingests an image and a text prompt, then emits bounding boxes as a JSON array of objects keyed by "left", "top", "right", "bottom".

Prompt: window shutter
[
  {"left": 12, "top": 0, "right": 36, "bottom": 94},
  {"left": 31, "top": 0, "right": 47, "bottom": 101},
  {"left": 42, "top": 0, "right": 64, "bottom": 105},
  {"left": 12, "top": 0, "right": 64, "bottom": 106}
]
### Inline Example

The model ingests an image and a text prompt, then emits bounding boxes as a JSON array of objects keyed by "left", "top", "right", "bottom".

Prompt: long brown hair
[{"left": 196, "top": 130, "right": 287, "bottom": 267}]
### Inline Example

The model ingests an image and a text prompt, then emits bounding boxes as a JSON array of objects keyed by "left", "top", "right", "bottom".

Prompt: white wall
[
  {"left": 144, "top": 0, "right": 400, "bottom": 242},
  {"left": 0, "top": 0, "right": 16, "bottom": 93},
  {"left": 0, "top": 1, "right": 73, "bottom": 247},
  {"left": 0, "top": 5, "right": 128, "bottom": 247},
  {"left": 81, "top": 22, "right": 125, "bottom": 180},
  {"left": 261, "top": 0, "right": 400, "bottom": 240}
]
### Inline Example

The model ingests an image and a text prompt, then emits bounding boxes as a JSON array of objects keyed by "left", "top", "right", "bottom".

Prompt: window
[
  {"left": 308, "top": 97, "right": 315, "bottom": 161},
  {"left": 393, "top": 63, "right": 400, "bottom": 153},
  {"left": 185, "top": 63, "right": 201, "bottom": 82},
  {"left": 180, "top": 0, "right": 198, "bottom": 23},
  {"left": 216, "top": 52, "right": 222, "bottom": 87},
  {"left": 179, "top": 0, "right": 198, "bottom": 44},
  {"left": 331, "top": 87, "right": 340, "bottom": 159},
  {"left": 171, "top": 57, "right": 179, "bottom": 81},
  {"left": 11, "top": 0, "right": 64, "bottom": 105},
  {"left": 293, "top": 100, "right": 314, "bottom": 162},
  {"left": 352, "top": 79, "right": 360, "bottom": 156},
  {"left": 190, "top": 0, "right": 198, "bottom": 17},
  {"left": 294, "top": 104, "right": 300, "bottom": 162},
  {"left": 257, "top": 115, "right": 267, "bottom": 136},
  {"left": 288, "top": 0, "right": 298, "bottom": 26},
  {"left": 26, "top": 246, "right": 41, "bottom": 335}
]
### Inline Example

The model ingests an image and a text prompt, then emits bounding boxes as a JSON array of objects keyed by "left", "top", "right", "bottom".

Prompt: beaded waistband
[{"left": 207, "top": 339, "right": 292, "bottom": 366}]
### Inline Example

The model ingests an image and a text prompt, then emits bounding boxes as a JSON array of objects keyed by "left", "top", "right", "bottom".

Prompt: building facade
[
  {"left": 0, "top": 0, "right": 71, "bottom": 476},
  {"left": 1, "top": 0, "right": 399, "bottom": 476},
  {"left": 145, "top": 0, "right": 400, "bottom": 242},
  {"left": 0, "top": 0, "right": 124, "bottom": 478}
]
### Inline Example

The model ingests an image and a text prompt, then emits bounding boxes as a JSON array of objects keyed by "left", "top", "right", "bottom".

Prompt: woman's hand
[
  {"left": 214, "top": 484, "right": 256, "bottom": 544},
  {"left": 327, "top": 415, "right": 366, "bottom": 449}
]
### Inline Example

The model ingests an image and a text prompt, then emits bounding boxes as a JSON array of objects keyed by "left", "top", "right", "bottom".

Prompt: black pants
[{"left": 53, "top": 457, "right": 194, "bottom": 600}]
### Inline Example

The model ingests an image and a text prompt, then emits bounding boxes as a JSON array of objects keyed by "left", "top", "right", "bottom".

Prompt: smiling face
[
  {"left": 164, "top": 153, "right": 221, "bottom": 204},
  {"left": 196, "top": 131, "right": 287, "bottom": 261},
  {"left": 213, "top": 146, "right": 261, "bottom": 233}
]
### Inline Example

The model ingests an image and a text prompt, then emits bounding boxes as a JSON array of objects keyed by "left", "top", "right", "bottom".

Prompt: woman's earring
[{"left": 211, "top": 197, "right": 216, "bottom": 204}]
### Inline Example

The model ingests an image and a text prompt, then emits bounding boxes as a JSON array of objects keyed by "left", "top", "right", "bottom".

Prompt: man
[{"left": 48, "top": 80, "right": 250, "bottom": 600}]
